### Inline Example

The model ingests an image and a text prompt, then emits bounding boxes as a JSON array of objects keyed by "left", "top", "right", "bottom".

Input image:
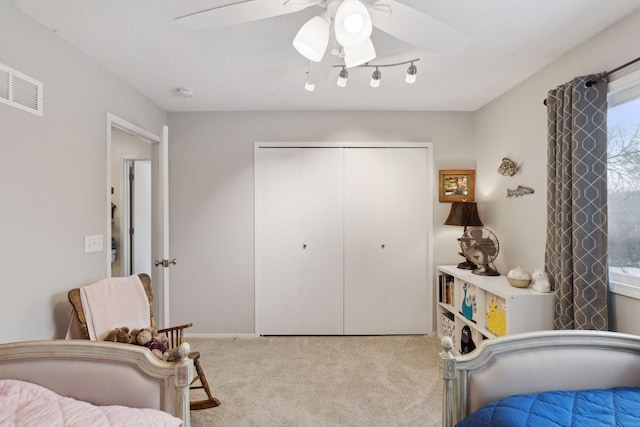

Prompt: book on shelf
[{"left": 439, "top": 274, "right": 455, "bottom": 306}]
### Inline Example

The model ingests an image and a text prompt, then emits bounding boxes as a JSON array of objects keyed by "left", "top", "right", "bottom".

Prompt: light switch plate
[{"left": 85, "top": 234, "right": 104, "bottom": 253}]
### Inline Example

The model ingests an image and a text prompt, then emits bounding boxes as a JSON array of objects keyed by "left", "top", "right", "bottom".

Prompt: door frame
[
  {"left": 254, "top": 141, "right": 434, "bottom": 335},
  {"left": 106, "top": 113, "right": 169, "bottom": 327}
]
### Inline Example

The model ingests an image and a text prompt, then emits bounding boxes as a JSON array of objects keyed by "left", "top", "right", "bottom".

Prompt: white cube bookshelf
[{"left": 436, "top": 265, "right": 554, "bottom": 354}]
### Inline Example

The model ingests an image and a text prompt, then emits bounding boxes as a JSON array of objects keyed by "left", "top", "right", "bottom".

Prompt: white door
[
  {"left": 301, "top": 148, "right": 343, "bottom": 334},
  {"left": 256, "top": 147, "right": 344, "bottom": 335},
  {"left": 155, "top": 126, "right": 171, "bottom": 328},
  {"left": 107, "top": 116, "right": 171, "bottom": 329},
  {"left": 344, "top": 148, "right": 387, "bottom": 334},
  {"left": 344, "top": 147, "right": 429, "bottom": 334},
  {"left": 384, "top": 148, "right": 429, "bottom": 334},
  {"left": 257, "top": 148, "right": 303, "bottom": 334}
]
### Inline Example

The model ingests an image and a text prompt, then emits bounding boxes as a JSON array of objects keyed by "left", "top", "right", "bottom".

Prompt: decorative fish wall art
[
  {"left": 497, "top": 158, "right": 518, "bottom": 176},
  {"left": 507, "top": 185, "right": 534, "bottom": 197}
]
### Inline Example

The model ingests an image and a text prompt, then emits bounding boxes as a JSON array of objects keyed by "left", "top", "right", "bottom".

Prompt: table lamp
[{"left": 444, "top": 201, "right": 484, "bottom": 269}]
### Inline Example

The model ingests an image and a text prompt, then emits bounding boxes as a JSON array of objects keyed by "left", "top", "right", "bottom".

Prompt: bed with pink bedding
[{"left": 0, "top": 340, "right": 193, "bottom": 427}]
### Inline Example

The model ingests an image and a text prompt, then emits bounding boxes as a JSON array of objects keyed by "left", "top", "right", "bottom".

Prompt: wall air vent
[{"left": 0, "top": 62, "right": 43, "bottom": 116}]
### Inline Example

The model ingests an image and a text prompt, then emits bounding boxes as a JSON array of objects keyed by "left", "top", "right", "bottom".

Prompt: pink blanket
[
  {"left": 0, "top": 379, "right": 183, "bottom": 426},
  {"left": 78, "top": 275, "right": 151, "bottom": 341}
]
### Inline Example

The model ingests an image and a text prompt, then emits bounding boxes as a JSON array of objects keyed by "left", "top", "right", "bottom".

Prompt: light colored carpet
[{"left": 188, "top": 335, "right": 443, "bottom": 427}]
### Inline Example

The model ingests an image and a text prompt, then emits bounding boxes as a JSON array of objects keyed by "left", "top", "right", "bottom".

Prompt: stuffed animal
[
  {"left": 130, "top": 327, "right": 172, "bottom": 360},
  {"left": 532, "top": 268, "right": 551, "bottom": 293},
  {"left": 103, "top": 326, "right": 132, "bottom": 343}
]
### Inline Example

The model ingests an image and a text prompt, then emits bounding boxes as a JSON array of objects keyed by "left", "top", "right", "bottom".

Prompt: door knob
[{"left": 155, "top": 258, "right": 177, "bottom": 267}]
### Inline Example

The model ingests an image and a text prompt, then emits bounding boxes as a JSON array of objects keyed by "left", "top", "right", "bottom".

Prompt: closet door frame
[{"left": 254, "top": 142, "right": 434, "bottom": 336}]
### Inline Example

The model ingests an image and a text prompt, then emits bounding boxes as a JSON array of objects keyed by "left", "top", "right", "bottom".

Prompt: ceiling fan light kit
[
  {"left": 293, "top": 14, "right": 330, "bottom": 62},
  {"left": 175, "top": 0, "right": 470, "bottom": 91},
  {"left": 334, "top": 0, "right": 373, "bottom": 48},
  {"left": 326, "top": 58, "right": 420, "bottom": 89}
]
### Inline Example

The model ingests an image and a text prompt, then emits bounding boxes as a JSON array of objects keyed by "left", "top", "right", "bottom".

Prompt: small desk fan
[{"left": 459, "top": 227, "right": 500, "bottom": 276}]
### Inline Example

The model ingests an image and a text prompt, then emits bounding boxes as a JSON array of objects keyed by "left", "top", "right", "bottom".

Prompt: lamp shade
[
  {"left": 444, "top": 202, "right": 483, "bottom": 226},
  {"left": 344, "top": 38, "right": 376, "bottom": 68},
  {"left": 293, "top": 15, "right": 329, "bottom": 62},
  {"left": 334, "top": 0, "right": 372, "bottom": 48}
]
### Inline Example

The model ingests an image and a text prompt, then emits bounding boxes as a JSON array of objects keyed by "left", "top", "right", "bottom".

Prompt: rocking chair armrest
[
  {"left": 158, "top": 323, "right": 193, "bottom": 334},
  {"left": 157, "top": 323, "right": 193, "bottom": 348}
]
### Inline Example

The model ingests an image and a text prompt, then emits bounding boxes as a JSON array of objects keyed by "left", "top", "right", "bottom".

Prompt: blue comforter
[{"left": 456, "top": 387, "right": 640, "bottom": 427}]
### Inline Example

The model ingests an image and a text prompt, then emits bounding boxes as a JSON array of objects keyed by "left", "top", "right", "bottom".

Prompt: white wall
[
  {"left": 0, "top": 2, "right": 167, "bottom": 343},
  {"left": 5, "top": 0, "right": 639, "bottom": 338},
  {"left": 167, "top": 112, "right": 475, "bottom": 334},
  {"left": 474, "top": 9, "right": 640, "bottom": 334}
]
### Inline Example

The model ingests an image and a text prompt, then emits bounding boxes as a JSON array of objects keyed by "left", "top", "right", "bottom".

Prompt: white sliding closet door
[
  {"left": 344, "top": 148, "right": 429, "bottom": 334},
  {"left": 301, "top": 148, "right": 344, "bottom": 334},
  {"left": 344, "top": 148, "right": 388, "bottom": 334},
  {"left": 385, "top": 148, "right": 429, "bottom": 333},
  {"left": 257, "top": 148, "right": 344, "bottom": 335},
  {"left": 258, "top": 148, "right": 302, "bottom": 335}
]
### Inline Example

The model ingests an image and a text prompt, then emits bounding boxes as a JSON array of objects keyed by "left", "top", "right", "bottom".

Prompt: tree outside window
[{"left": 608, "top": 96, "right": 640, "bottom": 281}]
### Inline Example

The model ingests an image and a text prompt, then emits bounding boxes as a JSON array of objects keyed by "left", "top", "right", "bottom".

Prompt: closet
[{"left": 255, "top": 143, "right": 431, "bottom": 335}]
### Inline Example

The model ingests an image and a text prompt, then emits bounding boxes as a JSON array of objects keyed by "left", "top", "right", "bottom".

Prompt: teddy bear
[
  {"left": 532, "top": 268, "right": 551, "bottom": 293},
  {"left": 103, "top": 326, "right": 132, "bottom": 343},
  {"left": 130, "top": 327, "right": 173, "bottom": 360}
]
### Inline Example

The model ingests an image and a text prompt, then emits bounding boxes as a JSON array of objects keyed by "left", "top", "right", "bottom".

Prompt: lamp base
[
  {"left": 456, "top": 254, "right": 477, "bottom": 270},
  {"left": 472, "top": 264, "right": 500, "bottom": 276}
]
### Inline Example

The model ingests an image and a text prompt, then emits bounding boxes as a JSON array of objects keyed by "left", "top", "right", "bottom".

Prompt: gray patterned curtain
[{"left": 546, "top": 75, "right": 608, "bottom": 330}]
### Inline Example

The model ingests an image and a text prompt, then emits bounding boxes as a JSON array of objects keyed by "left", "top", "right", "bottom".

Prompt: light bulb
[
  {"left": 406, "top": 63, "right": 417, "bottom": 84},
  {"left": 335, "top": 0, "right": 372, "bottom": 48},
  {"left": 344, "top": 14, "right": 364, "bottom": 34},
  {"left": 337, "top": 68, "right": 348, "bottom": 88},
  {"left": 370, "top": 68, "right": 381, "bottom": 88}
]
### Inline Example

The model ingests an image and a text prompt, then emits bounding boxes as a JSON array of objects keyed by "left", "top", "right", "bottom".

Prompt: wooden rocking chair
[{"left": 68, "top": 274, "right": 221, "bottom": 410}]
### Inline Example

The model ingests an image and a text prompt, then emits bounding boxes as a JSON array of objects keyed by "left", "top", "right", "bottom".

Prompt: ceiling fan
[{"left": 176, "top": 0, "right": 469, "bottom": 85}]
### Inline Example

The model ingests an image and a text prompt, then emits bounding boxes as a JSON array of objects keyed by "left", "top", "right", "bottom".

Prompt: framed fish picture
[{"left": 439, "top": 169, "right": 475, "bottom": 202}]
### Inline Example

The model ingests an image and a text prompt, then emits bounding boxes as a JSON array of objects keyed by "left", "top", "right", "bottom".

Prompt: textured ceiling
[{"left": 8, "top": 0, "right": 640, "bottom": 112}]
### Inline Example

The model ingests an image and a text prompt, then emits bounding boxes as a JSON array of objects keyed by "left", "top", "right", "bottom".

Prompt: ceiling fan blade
[
  {"left": 176, "top": 0, "right": 316, "bottom": 31},
  {"left": 368, "top": 0, "right": 469, "bottom": 57}
]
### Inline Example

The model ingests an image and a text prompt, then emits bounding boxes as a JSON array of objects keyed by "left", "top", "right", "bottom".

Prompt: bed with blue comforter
[
  {"left": 456, "top": 386, "right": 640, "bottom": 427},
  {"left": 440, "top": 331, "right": 640, "bottom": 427}
]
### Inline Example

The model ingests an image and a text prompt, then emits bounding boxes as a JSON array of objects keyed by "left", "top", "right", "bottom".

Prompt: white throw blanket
[
  {"left": 70, "top": 275, "right": 151, "bottom": 341},
  {"left": 0, "top": 379, "right": 183, "bottom": 427}
]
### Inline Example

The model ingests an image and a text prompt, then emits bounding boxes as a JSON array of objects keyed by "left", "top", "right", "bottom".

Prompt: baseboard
[{"left": 184, "top": 333, "right": 260, "bottom": 339}]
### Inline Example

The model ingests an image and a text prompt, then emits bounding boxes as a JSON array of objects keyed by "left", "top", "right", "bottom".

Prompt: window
[{"left": 608, "top": 69, "right": 640, "bottom": 298}]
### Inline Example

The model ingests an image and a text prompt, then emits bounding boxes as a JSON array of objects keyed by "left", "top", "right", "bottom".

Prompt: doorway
[
  {"left": 123, "top": 159, "right": 152, "bottom": 277},
  {"left": 111, "top": 132, "right": 151, "bottom": 277},
  {"left": 106, "top": 114, "right": 170, "bottom": 327}
]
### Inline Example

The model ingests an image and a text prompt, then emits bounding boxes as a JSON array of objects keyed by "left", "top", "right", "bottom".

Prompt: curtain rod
[{"left": 542, "top": 55, "right": 640, "bottom": 106}]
